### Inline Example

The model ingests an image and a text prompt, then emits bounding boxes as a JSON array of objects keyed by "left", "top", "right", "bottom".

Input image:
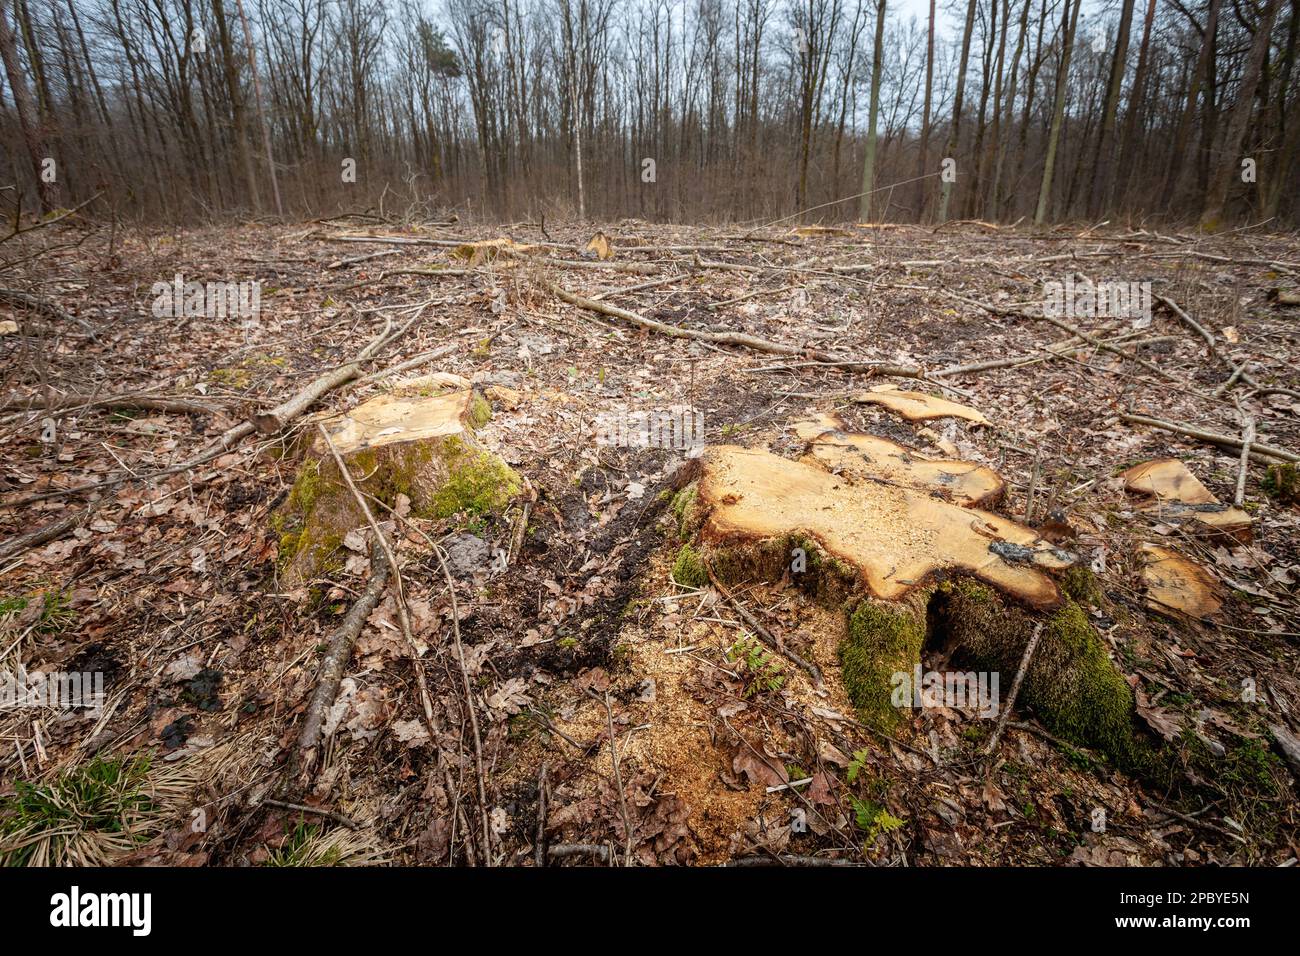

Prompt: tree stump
[
  {"left": 670, "top": 416, "right": 1148, "bottom": 768},
  {"left": 275, "top": 383, "right": 520, "bottom": 584}
]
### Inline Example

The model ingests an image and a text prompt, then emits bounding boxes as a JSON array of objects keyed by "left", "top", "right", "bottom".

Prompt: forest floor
[{"left": 1, "top": 214, "right": 1298, "bottom": 867}]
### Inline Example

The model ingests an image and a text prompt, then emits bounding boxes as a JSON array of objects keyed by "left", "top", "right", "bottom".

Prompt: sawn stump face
[{"left": 695, "top": 443, "right": 1072, "bottom": 608}]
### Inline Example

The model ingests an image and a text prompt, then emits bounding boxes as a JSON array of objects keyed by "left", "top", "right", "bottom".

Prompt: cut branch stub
[
  {"left": 1137, "top": 544, "right": 1223, "bottom": 621},
  {"left": 796, "top": 416, "right": 1004, "bottom": 508},
  {"left": 694, "top": 444, "right": 1071, "bottom": 608},
  {"left": 1122, "top": 458, "right": 1253, "bottom": 541},
  {"left": 276, "top": 387, "right": 519, "bottom": 584},
  {"left": 855, "top": 387, "right": 989, "bottom": 424}
]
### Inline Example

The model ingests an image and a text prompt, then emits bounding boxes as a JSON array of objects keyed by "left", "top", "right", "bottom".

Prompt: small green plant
[
  {"left": 1261, "top": 463, "right": 1298, "bottom": 505},
  {"left": 850, "top": 796, "right": 905, "bottom": 841},
  {"left": 725, "top": 635, "right": 785, "bottom": 698},
  {"left": 36, "top": 591, "right": 76, "bottom": 634},
  {"left": 265, "top": 821, "right": 385, "bottom": 866},
  {"left": 846, "top": 748, "right": 871, "bottom": 783},
  {"left": 0, "top": 755, "right": 166, "bottom": 866}
]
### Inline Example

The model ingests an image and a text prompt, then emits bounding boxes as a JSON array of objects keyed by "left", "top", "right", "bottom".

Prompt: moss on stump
[
  {"left": 841, "top": 593, "right": 930, "bottom": 732},
  {"left": 935, "top": 581, "right": 1150, "bottom": 772},
  {"left": 276, "top": 388, "right": 520, "bottom": 583}
]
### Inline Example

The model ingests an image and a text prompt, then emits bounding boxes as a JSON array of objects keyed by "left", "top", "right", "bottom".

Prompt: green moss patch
[
  {"left": 937, "top": 583, "right": 1151, "bottom": 772},
  {"left": 840, "top": 594, "right": 928, "bottom": 732},
  {"left": 671, "top": 544, "right": 708, "bottom": 588},
  {"left": 1261, "top": 463, "right": 1298, "bottom": 506},
  {"left": 277, "top": 431, "right": 520, "bottom": 582}
]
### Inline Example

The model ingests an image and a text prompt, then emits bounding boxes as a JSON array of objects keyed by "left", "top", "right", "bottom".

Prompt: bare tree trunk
[
  {"left": 235, "top": 0, "right": 282, "bottom": 216},
  {"left": 1113, "top": 0, "right": 1157, "bottom": 210},
  {"left": 0, "top": 0, "right": 53, "bottom": 211},
  {"left": 859, "top": 0, "right": 887, "bottom": 220},
  {"left": 1088, "top": 0, "right": 1135, "bottom": 217},
  {"left": 914, "top": 0, "right": 935, "bottom": 221},
  {"left": 1201, "top": 0, "right": 1281, "bottom": 228},
  {"left": 939, "top": 0, "right": 978, "bottom": 222},
  {"left": 213, "top": 0, "right": 261, "bottom": 211},
  {"left": 1164, "top": 0, "right": 1222, "bottom": 211},
  {"left": 1034, "top": 0, "right": 1081, "bottom": 224}
]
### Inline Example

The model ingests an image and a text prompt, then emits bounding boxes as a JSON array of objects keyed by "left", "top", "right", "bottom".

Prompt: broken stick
[
  {"left": 1121, "top": 412, "right": 1297, "bottom": 463},
  {"left": 548, "top": 282, "right": 922, "bottom": 380}
]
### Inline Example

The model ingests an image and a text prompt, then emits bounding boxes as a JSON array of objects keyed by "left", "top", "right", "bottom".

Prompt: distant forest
[{"left": 0, "top": 0, "right": 1294, "bottom": 226}]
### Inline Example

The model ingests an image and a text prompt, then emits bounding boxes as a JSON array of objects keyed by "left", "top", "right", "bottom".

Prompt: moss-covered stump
[
  {"left": 668, "top": 424, "right": 1149, "bottom": 765},
  {"left": 276, "top": 387, "right": 519, "bottom": 583},
  {"left": 934, "top": 582, "right": 1149, "bottom": 770},
  {"left": 840, "top": 593, "right": 931, "bottom": 731}
]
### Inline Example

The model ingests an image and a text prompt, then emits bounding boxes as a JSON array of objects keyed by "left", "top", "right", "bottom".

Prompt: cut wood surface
[
  {"left": 1138, "top": 544, "right": 1223, "bottom": 621},
  {"left": 315, "top": 384, "right": 476, "bottom": 456},
  {"left": 855, "top": 386, "right": 990, "bottom": 424},
  {"left": 795, "top": 416, "right": 1005, "bottom": 508},
  {"left": 1122, "top": 458, "right": 1253, "bottom": 540},
  {"left": 696, "top": 444, "right": 1072, "bottom": 608}
]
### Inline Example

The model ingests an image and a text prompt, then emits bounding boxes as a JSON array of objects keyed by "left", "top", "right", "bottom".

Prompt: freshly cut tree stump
[
  {"left": 1137, "top": 544, "right": 1223, "bottom": 621},
  {"left": 276, "top": 386, "right": 520, "bottom": 584},
  {"left": 855, "top": 386, "right": 989, "bottom": 424},
  {"left": 796, "top": 415, "right": 1004, "bottom": 508},
  {"left": 690, "top": 445, "right": 1068, "bottom": 607},
  {"left": 1123, "top": 459, "right": 1253, "bottom": 541},
  {"left": 670, "top": 426, "right": 1147, "bottom": 767}
]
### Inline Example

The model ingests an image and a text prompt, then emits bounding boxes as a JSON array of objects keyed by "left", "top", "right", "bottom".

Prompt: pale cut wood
[
  {"left": 314, "top": 388, "right": 473, "bottom": 456},
  {"left": 856, "top": 386, "right": 990, "bottom": 424},
  {"left": 1138, "top": 544, "right": 1222, "bottom": 620},
  {"left": 795, "top": 415, "right": 1004, "bottom": 507},
  {"left": 696, "top": 445, "right": 1072, "bottom": 608},
  {"left": 1123, "top": 458, "right": 1253, "bottom": 540}
]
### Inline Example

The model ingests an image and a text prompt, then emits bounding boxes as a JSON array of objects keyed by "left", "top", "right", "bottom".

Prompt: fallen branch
[
  {"left": 937, "top": 334, "right": 1176, "bottom": 377},
  {"left": 0, "top": 288, "right": 97, "bottom": 337},
  {"left": 547, "top": 282, "right": 922, "bottom": 379},
  {"left": 1235, "top": 415, "right": 1255, "bottom": 507},
  {"left": 252, "top": 319, "right": 394, "bottom": 434},
  {"left": 547, "top": 843, "right": 612, "bottom": 863},
  {"left": 985, "top": 622, "right": 1044, "bottom": 760},
  {"left": 1120, "top": 412, "right": 1298, "bottom": 463},
  {"left": 0, "top": 506, "right": 95, "bottom": 563},
  {"left": 727, "top": 854, "right": 865, "bottom": 867},
  {"left": 260, "top": 798, "right": 360, "bottom": 830},
  {"left": 317, "top": 425, "right": 438, "bottom": 743},
  {"left": 291, "top": 538, "right": 390, "bottom": 783},
  {"left": 942, "top": 290, "right": 1193, "bottom": 391},
  {"left": 430, "top": 536, "right": 494, "bottom": 868},
  {"left": 533, "top": 763, "right": 548, "bottom": 867},
  {"left": 2, "top": 321, "right": 398, "bottom": 509},
  {"left": 0, "top": 391, "right": 217, "bottom": 417},
  {"left": 1153, "top": 293, "right": 1255, "bottom": 394}
]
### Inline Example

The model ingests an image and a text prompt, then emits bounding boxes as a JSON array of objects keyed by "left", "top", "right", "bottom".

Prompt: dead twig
[
  {"left": 1120, "top": 412, "right": 1297, "bottom": 463},
  {"left": 430, "top": 537, "right": 494, "bottom": 868},
  {"left": 260, "top": 798, "right": 360, "bottom": 830},
  {"left": 291, "top": 538, "right": 390, "bottom": 783},
  {"left": 985, "top": 622, "right": 1044, "bottom": 760},
  {"left": 585, "top": 689, "right": 634, "bottom": 865},
  {"left": 547, "top": 281, "right": 922, "bottom": 379},
  {"left": 1235, "top": 413, "right": 1256, "bottom": 507}
]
